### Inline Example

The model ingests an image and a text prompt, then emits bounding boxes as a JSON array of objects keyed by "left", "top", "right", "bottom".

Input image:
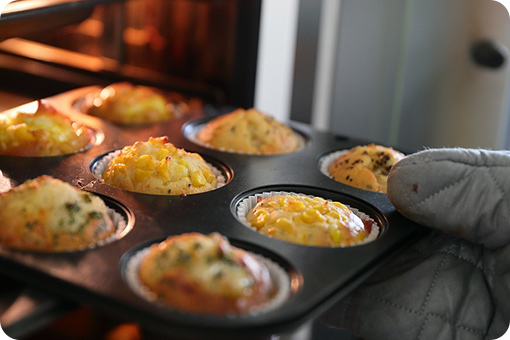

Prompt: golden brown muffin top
[
  {"left": 197, "top": 108, "right": 301, "bottom": 154},
  {"left": 0, "top": 101, "right": 94, "bottom": 157},
  {"left": 245, "top": 194, "right": 372, "bottom": 247},
  {"left": 328, "top": 144, "right": 405, "bottom": 193},
  {"left": 102, "top": 136, "right": 218, "bottom": 195},
  {"left": 86, "top": 82, "right": 172, "bottom": 124},
  {"left": 138, "top": 232, "right": 276, "bottom": 314},
  {"left": 0, "top": 175, "right": 115, "bottom": 251}
]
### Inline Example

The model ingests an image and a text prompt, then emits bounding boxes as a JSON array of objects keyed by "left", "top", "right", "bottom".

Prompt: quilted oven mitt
[{"left": 321, "top": 148, "right": 510, "bottom": 340}]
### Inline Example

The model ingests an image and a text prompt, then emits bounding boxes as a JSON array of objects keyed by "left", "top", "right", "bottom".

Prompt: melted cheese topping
[
  {"left": 103, "top": 136, "right": 217, "bottom": 195},
  {"left": 246, "top": 195, "right": 370, "bottom": 247},
  {"left": 0, "top": 176, "right": 115, "bottom": 251},
  {"left": 197, "top": 108, "right": 301, "bottom": 154},
  {"left": 329, "top": 144, "right": 405, "bottom": 193},
  {"left": 0, "top": 101, "right": 93, "bottom": 156},
  {"left": 86, "top": 82, "right": 171, "bottom": 124}
]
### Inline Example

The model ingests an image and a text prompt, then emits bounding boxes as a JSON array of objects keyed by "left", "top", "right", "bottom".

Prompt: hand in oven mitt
[{"left": 321, "top": 148, "right": 510, "bottom": 340}]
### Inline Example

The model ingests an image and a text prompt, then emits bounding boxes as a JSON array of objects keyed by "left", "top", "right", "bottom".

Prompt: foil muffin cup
[
  {"left": 123, "top": 241, "right": 291, "bottom": 316},
  {"left": 236, "top": 191, "right": 380, "bottom": 246}
]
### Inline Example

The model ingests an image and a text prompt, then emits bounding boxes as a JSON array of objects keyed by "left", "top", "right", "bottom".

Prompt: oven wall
[{"left": 254, "top": 0, "right": 300, "bottom": 122}]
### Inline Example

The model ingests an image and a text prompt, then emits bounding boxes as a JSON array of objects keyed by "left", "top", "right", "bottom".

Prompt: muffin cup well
[
  {"left": 122, "top": 240, "right": 291, "bottom": 316},
  {"left": 236, "top": 190, "right": 380, "bottom": 247}
]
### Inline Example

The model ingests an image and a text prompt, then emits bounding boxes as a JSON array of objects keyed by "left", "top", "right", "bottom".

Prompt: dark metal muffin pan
[{"left": 0, "top": 86, "right": 428, "bottom": 339}]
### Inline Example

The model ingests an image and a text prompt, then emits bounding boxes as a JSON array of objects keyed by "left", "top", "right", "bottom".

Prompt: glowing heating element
[{"left": 0, "top": 0, "right": 17, "bottom": 18}]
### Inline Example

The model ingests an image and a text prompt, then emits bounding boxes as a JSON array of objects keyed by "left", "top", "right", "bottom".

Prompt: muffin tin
[{"left": 0, "top": 86, "right": 428, "bottom": 339}]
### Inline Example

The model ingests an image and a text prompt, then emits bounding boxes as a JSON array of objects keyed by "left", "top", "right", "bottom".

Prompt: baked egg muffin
[
  {"left": 102, "top": 136, "right": 218, "bottom": 195},
  {"left": 196, "top": 108, "right": 301, "bottom": 154},
  {"left": 0, "top": 176, "right": 116, "bottom": 252},
  {"left": 85, "top": 82, "right": 172, "bottom": 124},
  {"left": 0, "top": 100, "right": 94, "bottom": 157},
  {"left": 138, "top": 232, "right": 276, "bottom": 315},
  {"left": 328, "top": 144, "right": 405, "bottom": 193},
  {"left": 245, "top": 194, "right": 373, "bottom": 247}
]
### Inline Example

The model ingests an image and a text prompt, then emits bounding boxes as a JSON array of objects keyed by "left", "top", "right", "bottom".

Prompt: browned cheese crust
[
  {"left": 0, "top": 176, "right": 116, "bottom": 251},
  {"left": 0, "top": 101, "right": 94, "bottom": 156},
  {"left": 138, "top": 232, "right": 276, "bottom": 315},
  {"left": 328, "top": 144, "right": 405, "bottom": 193},
  {"left": 197, "top": 108, "right": 301, "bottom": 154}
]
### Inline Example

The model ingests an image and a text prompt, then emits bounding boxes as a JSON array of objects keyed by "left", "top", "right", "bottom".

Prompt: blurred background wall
[{"left": 256, "top": 0, "right": 510, "bottom": 152}]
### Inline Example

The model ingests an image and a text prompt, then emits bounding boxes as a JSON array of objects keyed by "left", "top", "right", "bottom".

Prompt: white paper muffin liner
[
  {"left": 124, "top": 241, "right": 291, "bottom": 317},
  {"left": 98, "top": 207, "right": 127, "bottom": 245},
  {"left": 319, "top": 150, "right": 349, "bottom": 179},
  {"left": 236, "top": 191, "right": 380, "bottom": 247},
  {"left": 92, "top": 150, "right": 226, "bottom": 191},
  {"left": 186, "top": 122, "right": 306, "bottom": 155}
]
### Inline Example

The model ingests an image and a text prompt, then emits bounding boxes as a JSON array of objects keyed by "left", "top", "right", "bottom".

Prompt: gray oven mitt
[{"left": 321, "top": 148, "right": 510, "bottom": 340}]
